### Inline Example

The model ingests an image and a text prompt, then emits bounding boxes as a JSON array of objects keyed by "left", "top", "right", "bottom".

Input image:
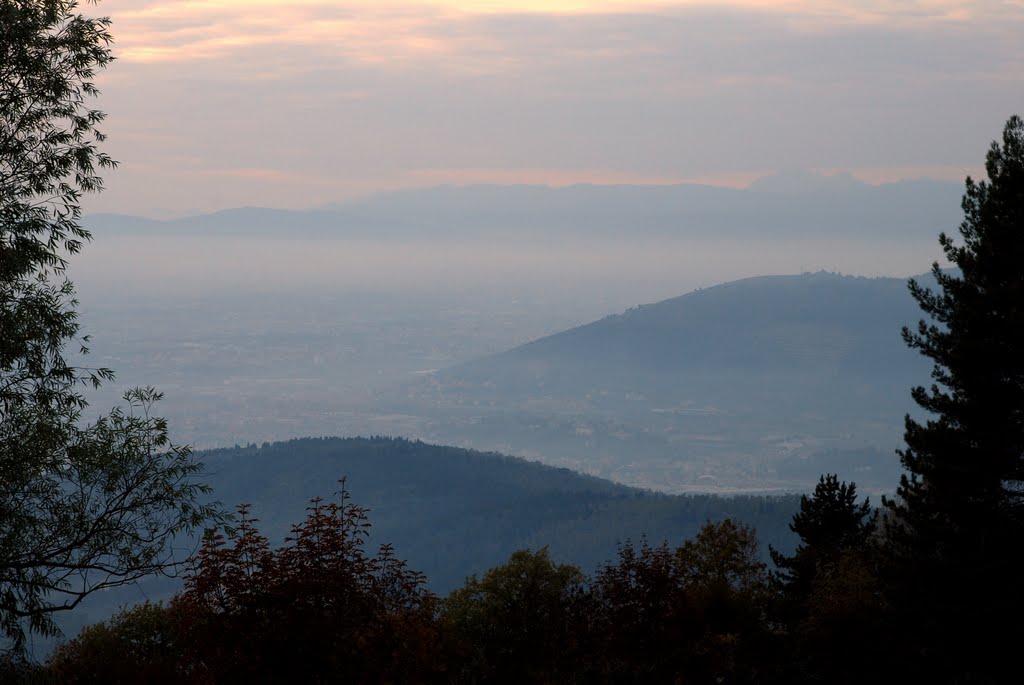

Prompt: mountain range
[{"left": 84, "top": 175, "right": 961, "bottom": 242}]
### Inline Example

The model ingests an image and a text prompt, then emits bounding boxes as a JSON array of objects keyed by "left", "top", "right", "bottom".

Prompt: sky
[{"left": 85, "top": 0, "right": 1024, "bottom": 217}]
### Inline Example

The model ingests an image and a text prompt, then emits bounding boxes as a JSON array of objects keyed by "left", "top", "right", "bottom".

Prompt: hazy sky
[{"left": 86, "top": 0, "right": 1023, "bottom": 216}]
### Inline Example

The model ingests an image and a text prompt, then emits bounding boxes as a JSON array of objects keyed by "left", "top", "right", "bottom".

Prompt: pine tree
[
  {"left": 884, "top": 115, "right": 1024, "bottom": 680},
  {"left": 771, "top": 474, "right": 875, "bottom": 598},
  {"left": 770, "top": 476, "right": 879, "bottom": 683}
]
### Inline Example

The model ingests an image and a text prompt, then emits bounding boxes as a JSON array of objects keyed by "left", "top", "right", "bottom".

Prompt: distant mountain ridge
[{"left": 84, "top": 176, "right": 962, "bottom": 241}]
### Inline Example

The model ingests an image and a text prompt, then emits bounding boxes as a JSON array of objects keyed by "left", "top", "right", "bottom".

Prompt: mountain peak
[{"left": 747, "top": 170, "right": 867, "bottom": 194}]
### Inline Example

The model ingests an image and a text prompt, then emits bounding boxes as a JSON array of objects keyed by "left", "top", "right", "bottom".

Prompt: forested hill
[{"left": 199, "top": 437, "right": 801, "bottom": 592}]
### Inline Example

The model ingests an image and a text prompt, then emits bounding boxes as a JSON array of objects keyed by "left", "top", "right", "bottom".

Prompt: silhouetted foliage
[
  {"left": 46, "top": 481, "right": 440, "bottom": 683},
  {"left": 47, "top": 602, "right": 180, "bottom": 685},
  {"left": 173, "top": 480, "right": 440, "bottom": 683},
  {"left": 199, "top": 437, "right": 801, "bottom": 593},
  {"left": 771, "top": 474, "right": 875, "bottom": 598},
  {"left": 770, "top": 475, "right": 881, "bottom": 683},
  {"left": 443, "top": 548, "right": 587, "bottom": 684},
  {"left": 586, "top": 520, "right": 776, "bottom": 683},
  {"left": 1, "top": 0, "right": 216, "bottom": 653},
  {"left": 883, "top": 114, "right": 1024, "bottom": 681}
]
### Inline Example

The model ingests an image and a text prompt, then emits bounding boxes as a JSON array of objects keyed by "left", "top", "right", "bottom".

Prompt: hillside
[
  {"left": 396, "top": 272, "right": 933, "bottom": 492},
  {"left": 44, "top": 436, "right": 800, "bottom": 653},
  {"left": 441, "top": 271, "right": 925, "bottom": 400},
  {"left": 199, "top": 437, "right": 802, "bottom": 593}
]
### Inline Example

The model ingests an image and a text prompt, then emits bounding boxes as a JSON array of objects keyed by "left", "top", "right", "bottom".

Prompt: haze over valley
[
  {"left": 7, "top": 2, "right": 1024, "bottom": 675},
  {"left": 73, "top": 175, "right": 958, "bottom": 494}
]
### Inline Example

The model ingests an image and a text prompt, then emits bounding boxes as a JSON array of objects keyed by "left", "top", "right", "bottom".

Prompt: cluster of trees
[
  {"left": 0, "top": 472, "right": 961, "bottom": 683},
  {"left": 197, "top": 435, "right": 802, "bottom": 593},
  {"left": 44, "top": 481, "right": 440, "bottom": 683},
  {"left": 2, "top": 1, "right": 1023, "bottom": 681},
  {"left": 28, "top": 440, "right": 1020, "bottom": 684},
  {"left": 25, "top": 483, "right": 854, "bottom": 683}
]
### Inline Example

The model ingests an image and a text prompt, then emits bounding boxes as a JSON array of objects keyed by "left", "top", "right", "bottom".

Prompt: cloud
[
  {"left": 81, "top": 0, "right": 1024, "bottom": 214},
  {"left": 100, "top": 1, "right": 1020, "bottom": 68}
]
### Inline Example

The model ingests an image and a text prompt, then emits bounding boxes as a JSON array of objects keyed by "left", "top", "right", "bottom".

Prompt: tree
[
  {"left": 170, "top": 483, "right": 440, "bottom": 683},
  {"left": 770, "top": 476, "right": 880, "bottom": 684},
  {"left": 45, "top": 484, "right": 440, "bottom": 682},
  {"left": 770, "top": 474, "right": 875, "bottom": 598},
  {"left": 673, "top": 520, "right": 775, "bottom": 683},
  {"left": 46, "top": 601, "right": 182, "bottom": 685},
  {"left": 442, "top": 547, "right": 586, "bottom": 684},
  {"left": 587, "top": 538, "right": 693, "bottom": 683},
  {"left": 884, "top": 114, "right": 1024, "bottom": 679},
  {"left": 1, "top": 0, "right": 217, "bottom": 653},
  {"left": 676, "top": 519, "right": 769, "bottom": 597},
  {"left": 588, "top": 522, "right": 776, "bottom": 684}
]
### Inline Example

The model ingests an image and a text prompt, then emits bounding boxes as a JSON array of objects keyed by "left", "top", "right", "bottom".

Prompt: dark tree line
[
  {"left": 14, "top": 475, "right": 870, "bottom": 684},
  {"left": 196, "top": 435, "right": 801, "bottom": 595},
  {"left": 36, "top": 498, "right": 791, "bottom": 684}
]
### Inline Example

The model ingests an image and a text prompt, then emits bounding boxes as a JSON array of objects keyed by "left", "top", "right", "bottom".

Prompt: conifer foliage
[
  {"left": 770, "top": 475, "right": 880, "bottom": 683},
  {"left": 894, "top": 115, "right": 1024, "bottom": 532},
  {"left": 885, "top": 115, "right": 1024, "bottom": 679},
  {"left": 771, "top": 474, "right": 875, "bottom": 597}
]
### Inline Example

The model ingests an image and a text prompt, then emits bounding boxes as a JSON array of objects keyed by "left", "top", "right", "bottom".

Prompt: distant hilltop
[
  {"left": 397, "top": 271, "right": 934, "bottom": 493},
  {"left": 440, "top": 271, "right": 929, "bottom": 394}
]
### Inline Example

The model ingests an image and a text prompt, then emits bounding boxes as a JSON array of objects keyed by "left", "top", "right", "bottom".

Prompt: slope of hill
[
  {"left": 48, "top": 436, "right": 802, "bottom": 654},
  {"left": 442, "top": 271, "right": 924, "bottom": 400},
  {"left": 396, "top": 272, "right": 932, "bottom": 492},
  {"left": 199, "top": 437, "right": 802, "bottom": 593}
]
